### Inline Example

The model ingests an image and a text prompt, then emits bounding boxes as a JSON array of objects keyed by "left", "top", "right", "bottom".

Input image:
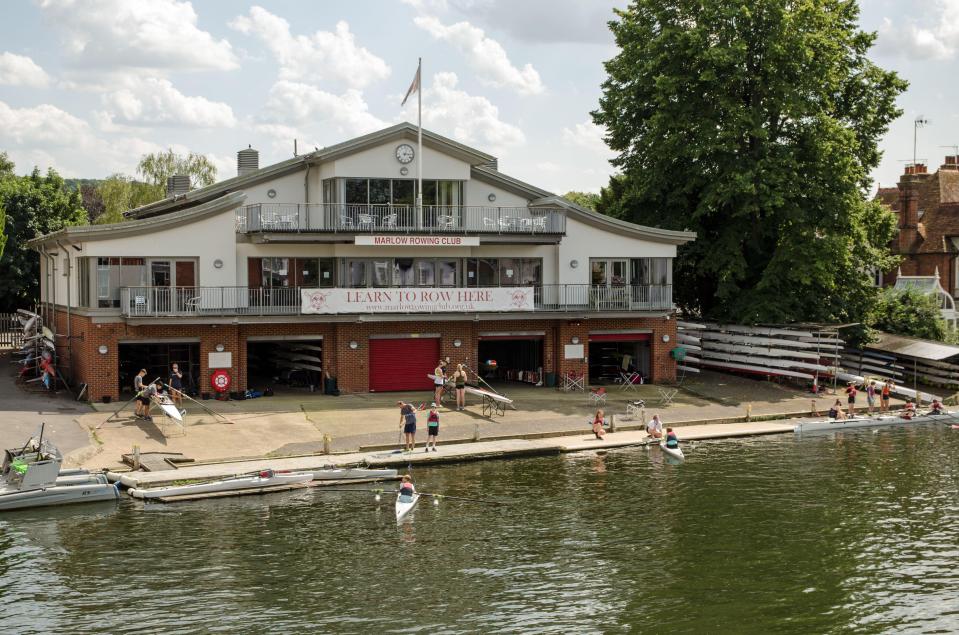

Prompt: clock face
[{"left": 395, "top": 144, "right": 415, "bottom": 164}]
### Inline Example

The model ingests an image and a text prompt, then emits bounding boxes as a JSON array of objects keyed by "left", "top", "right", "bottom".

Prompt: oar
[{"left": 312, "top": 487, "right": 509, "bottom": 505}]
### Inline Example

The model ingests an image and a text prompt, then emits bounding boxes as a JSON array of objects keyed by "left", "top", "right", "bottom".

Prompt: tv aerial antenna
[{"left": 913, "top": 115, "right": 929, "bottom": 167}]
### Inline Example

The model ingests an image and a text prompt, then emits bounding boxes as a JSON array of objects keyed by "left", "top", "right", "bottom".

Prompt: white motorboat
[
  {"left": 793, "top": 410, "right": 957, "bottom": 434},
  {"left": 0, "top": 431, "right": 119, "bottom": 511},
  {"left": 395, "top": 492, "right": 420, "bottom": 521},
  {"left": 128, "top": 470, "right": 314, "bottom": 499},
  {"left": 660, "top": 442, "right": 685, "bottom": 462}
]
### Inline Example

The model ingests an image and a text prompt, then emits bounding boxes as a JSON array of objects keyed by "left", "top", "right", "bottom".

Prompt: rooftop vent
[
  {"left": 166, "top": 175, "right": 191, "bottom": 198},
  {"left": 238, "top": 145, "right": 259, "bottom": 176},
  {"left": 482, "top": 157, "right": 498, "bottom": 171}
]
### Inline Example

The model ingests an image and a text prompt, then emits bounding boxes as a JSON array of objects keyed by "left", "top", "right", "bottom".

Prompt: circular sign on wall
[{"left": 211, "top": 369, "right": 232, "bottom": 392}]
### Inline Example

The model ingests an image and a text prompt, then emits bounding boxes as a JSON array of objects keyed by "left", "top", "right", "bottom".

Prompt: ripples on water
[{"left": 1, "top": 425, "right": 956, "bottom": 634}]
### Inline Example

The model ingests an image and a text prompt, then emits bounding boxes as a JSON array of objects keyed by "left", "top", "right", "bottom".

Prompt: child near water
[{"left": 426, "top": 403, "right": 440, "bottom": 452}]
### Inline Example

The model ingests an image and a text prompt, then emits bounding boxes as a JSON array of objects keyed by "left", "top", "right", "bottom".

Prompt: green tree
[
  {"left": 136, "top": 149, "right": 217, "bottom": 199},
  {"left": 562, "top": 191, "right": 601, "bottom": 211},
  {"left": 0, "top": 167, "right": 88, "bottom": 311},
  {"left": 869, "top": 288, "right": 945, "bottom": 341},
  {"left": 0, "top": 151, "right": 13, "bottom": 259},
  {"left": 95, "top": 174, "right": 159, "bottom": 224},
  {"left": 593, "top": 0, "right": 906, "bottom": 323}
]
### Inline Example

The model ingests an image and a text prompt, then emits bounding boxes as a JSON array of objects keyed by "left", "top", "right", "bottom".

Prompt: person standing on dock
[
  {"left": 433, "top": 360, "right": 447, "bottom": 407},
  {"left": 646, "top": 414, "right": 663, "bottom": 439},
  {"left": 866, "top": 380, "right": 877, "bottom": 414},
  {"left": 426, "top": 403, "right": 440, "bottom": 452},
  {"left": 170, "top": 363, "right": 185, "bottom": 414},
  {"left": 845, "top": 381, "right": 858, "bottom": 416},
  {"left": 881, "top": 380, "right": 893, "bottom": 412},
  {"left": 134, "top": 369, "right": 147, "bottom": 417},
  {"left": 398, "top": 401, "right": 418, "bottom": 452},
  {"left": 453, "top": 364, "right": 467, "bottom": 411}
]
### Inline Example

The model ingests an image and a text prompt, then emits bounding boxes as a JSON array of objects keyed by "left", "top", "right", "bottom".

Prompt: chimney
[
  {"left": 166, "top": 175, "right": 191, "bottom": 198},
  {"left": 903, "top": 163, "right": 927, "bottom": 176},
  {"left": 237, "top": 145, "right": 259, "bottom": 176},
  {"left": 942, "top": 155, "right": 959, "bottom": 171},
  {"left": 897, "top": 167, "right": 921, "bottom": 254}
]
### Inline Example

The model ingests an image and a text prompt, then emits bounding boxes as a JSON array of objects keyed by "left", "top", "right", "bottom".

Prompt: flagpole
[{"left": 416, "top": 57, "right": 423, "bottom": 224}]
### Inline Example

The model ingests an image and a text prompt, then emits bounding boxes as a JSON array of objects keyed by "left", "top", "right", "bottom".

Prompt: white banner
[
  {"left": 354, "top": 235, "right": 480, "bottom": 247},
  {"left": 301, "top": 287, "right": 535, "bottom": 314}
]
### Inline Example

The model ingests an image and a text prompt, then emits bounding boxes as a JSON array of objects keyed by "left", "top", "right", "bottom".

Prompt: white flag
[{"left": 401, "top": 64, "right": 420, "bottom": 106}]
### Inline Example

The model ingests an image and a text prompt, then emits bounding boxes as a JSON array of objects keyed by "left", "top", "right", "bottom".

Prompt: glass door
[{"left": 150, "top": 260, "right": 172, "bottom": 313}]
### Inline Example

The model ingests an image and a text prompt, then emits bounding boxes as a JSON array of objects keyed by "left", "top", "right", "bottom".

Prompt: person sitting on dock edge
[
  {"left": 592, "top": 409, "right": 606, "bottom": 440},
  {"left": 646, "top": 414, "right": 663, "bottom": 439},
  {"left": 828, "top": 400, "right": 846, "bottom": 421}
]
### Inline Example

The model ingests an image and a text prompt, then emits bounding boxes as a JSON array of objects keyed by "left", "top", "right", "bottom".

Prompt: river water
[{"left": 1, "top": 424, "right": 956, "bottom": 634}]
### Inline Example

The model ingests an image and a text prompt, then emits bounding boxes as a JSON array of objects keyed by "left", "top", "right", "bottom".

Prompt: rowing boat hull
[
  {"left": 395, "top": 493, "right": 419, "bottom": 520},
  {"left": 660, "top": 442, "right": 685, "bottom": 462},
  {"left": 794, "top": 411, "right": 955, "bottom": 433},
  {"left": 128, "top": 472, "right": 314, "bottom": 499},
  {"left": 0, "top": 482, "right": 119, "bottom": 511}
]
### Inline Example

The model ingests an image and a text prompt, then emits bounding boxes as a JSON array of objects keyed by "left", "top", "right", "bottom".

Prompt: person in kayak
[
  {"left": 398, "top": 474, "right": 416, "bottom": 499},
  {"left": 592, "top": 409, "right": 606, "bottom": 440},
  {"left": 397, "top": 401, "right": 419, "bottom": 452},
  {"left": 902, "top": 400, "right": 916, "bottom": 419},
  {"left": 646, "top": 414, "right": 664, "bottom": 439},
  {"left": 930, "top": 399, "right": 944, "bottom": 414},
  {"left": 664, "top": 428, "right": 680, "bottom": 449},
  {"left": 426, "top": 403, "right": 440, "bottom": 452}
]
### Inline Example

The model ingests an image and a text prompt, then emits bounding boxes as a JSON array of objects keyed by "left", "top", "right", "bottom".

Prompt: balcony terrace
[
  {"left": 119, "top": 285, "right": 673, "bottom": 318},
  {"left": 235, "top": 204, "right": 567, "bottom": 235}
]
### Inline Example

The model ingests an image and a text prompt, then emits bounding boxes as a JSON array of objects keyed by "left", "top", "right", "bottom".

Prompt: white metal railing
[
  {"left": 120, "top": 285, "right": 672, "bottom": 317},
  {"left": 236, "top": 204, "right": 566, "bottom": 235}
]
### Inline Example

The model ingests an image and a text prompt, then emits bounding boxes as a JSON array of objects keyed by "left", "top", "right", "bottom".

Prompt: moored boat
[
  {"left": 793, "top": 411, "right": 957, "bottom": 434},
  {"left": 395, "top": 492, "right": 420, "bottom": 520},
  {"left": 1, "top": 430, "right": 119, "bottom": 511},
  {"left": 128, "top": 470, "right": 314, "bottom": 499}
]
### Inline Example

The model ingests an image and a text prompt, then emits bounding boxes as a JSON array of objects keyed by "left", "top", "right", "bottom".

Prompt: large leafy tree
[
  {"left": 95, "top": 174, "right": 162, "bottom": 224},
  {"left": 562, "top": 191, "right": 601, "bottom": 211},
  {"left": 0, "top": 166, "right": 87, "bottom": 311},
  {"left": 593, "top": 0, "right": 906, "bottom": 323},
  {"left": 136, "top": 149, "right": 217, "bottom": 198},
  {"left": 0, "top": 151, "right": 13, "bottom": 259}
]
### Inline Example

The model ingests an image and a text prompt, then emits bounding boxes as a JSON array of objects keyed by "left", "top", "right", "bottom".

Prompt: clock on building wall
[{"left": 395, "top": 143, "right": 415, "bottom": 164}]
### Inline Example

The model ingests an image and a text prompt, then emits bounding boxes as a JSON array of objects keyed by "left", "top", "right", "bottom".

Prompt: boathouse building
[{"left": 28, "top": 124, "right": 695, "bottom": 402}]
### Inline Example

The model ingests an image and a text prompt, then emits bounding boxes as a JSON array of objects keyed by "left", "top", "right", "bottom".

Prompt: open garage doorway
[
  {"left": 588, "top": 333, "right": 650, "bottom": 385},
  {"left": 477, "top": 333, "right": 544, "bottom": 386},
  {"left": 246, "top": 336, "right": 324, "bottom": 394},
  {"left": 118, "top": 341, "right": 200, "bottom": 398}
]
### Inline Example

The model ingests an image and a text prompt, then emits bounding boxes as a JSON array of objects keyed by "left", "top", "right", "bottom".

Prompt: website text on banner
[{"left": 301, "top": 287, "right": 536, "bottom": 314}]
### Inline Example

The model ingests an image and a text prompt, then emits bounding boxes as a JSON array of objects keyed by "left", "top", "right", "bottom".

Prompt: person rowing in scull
[
  {"left": 398, "top": 474, "right": 416, "bottom": 499},
  {"left": 664, "top": 427, "right": 680, "bottom": 449},
  {"left": 930, "top": 398, "right": 944, "bottom": 414},
  {"left": 902, "top": 400, "right": 916, "bottom": 419}
]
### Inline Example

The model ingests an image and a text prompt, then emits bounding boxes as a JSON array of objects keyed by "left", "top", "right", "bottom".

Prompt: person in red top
[
  {"left": 845, "top": 381, "right": 858, "bottom": 416},
  {"left": 592, "top": 409, "right": 606, "bottom": 440}
]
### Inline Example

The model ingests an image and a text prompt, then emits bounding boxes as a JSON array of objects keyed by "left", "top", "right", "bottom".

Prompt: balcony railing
[
  {"left": 119, "top": 285, "right": 672, "bottom": 317},
  {"left": 235, "top": 204, "right": 566, "bottom": 235}
]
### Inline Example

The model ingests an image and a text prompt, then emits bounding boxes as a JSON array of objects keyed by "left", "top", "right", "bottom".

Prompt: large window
[
  {"left": 466, "top": 258, "right": 542, "bottom": 287},
  {"left": 591, "top": 258, "right": 672, "bottom": 286},
  {"left": 339, "top": 178, "right": 463, "bottom": 207},
  {"left": 250, "top": 258, "right": 335, "bottom": 288},
  {"left": 345, "top": 258, "right": 460, "bottom": 288},
  {"left": 96, "top": 257, "right": 146, "bottom": 308}
]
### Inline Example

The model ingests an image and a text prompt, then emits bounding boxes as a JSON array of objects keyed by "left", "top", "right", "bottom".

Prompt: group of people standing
[
  {"left": 432, "top": 360, "right": 469, "bottom": 410},
  {"left": 132, "top": 364, "right": 187, "bottom": 421},
  {"left": 829, "top": 379, "right": 895, "bottom": 420}
]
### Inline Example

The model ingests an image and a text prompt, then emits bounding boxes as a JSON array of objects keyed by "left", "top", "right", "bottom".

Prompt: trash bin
[
  {"left": 324, "top": 376, "right": 338, "bottom": 395},
  {"left": 545, "top": 372, "right": 557, "bottom": 388}
]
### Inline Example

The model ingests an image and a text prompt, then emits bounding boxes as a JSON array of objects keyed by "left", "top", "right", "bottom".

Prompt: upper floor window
[
  {"left": 333, "top": 178, "right": 463, "bottom": 208},
  {"left": 249, "top": 257, "right": 335, "bottom": 288},
  {"left": 466, "top": 258, "right": 542, "bottom": 287},
  {"left": 591, "top": 258, "right": 672, "bottom": 287},
  {"left": 346, "top": 258, "right": 460, "bottom": 288}
]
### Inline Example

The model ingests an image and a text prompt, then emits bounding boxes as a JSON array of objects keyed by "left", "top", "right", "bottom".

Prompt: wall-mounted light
[
  {"left": 267, "top": 188, "right": 277, "bottom": 199},
  {"left": 98, "top": 345, "right": 108, "bottom": 355},
  {"left": 400, "top": 166, "right": 409, "bottom": 176},
  {"left": 453, "top": 339, "right": 462, "bottom": 348},
  {"left": 349, "top": 340, "right": 359, "bottom": 350},
  {"left": 661, "top": 334, "right": 671, "bottom": 343},
  {"left": 571, "top": 336, "right": 580, "bottom": 345},
  {"left": 569, "top": 259, "right": 579, "bottom": 269},
  {"left": 488, "top": 193, "right": 496, "bottom": 202},
  {"left": 215, "top": 343, "right": 225, "bottom": 352},
  {"left": 213, "top": 259, "right": 224, "bottom": 269}
]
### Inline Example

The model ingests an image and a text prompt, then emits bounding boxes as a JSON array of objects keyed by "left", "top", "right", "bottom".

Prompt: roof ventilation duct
[
  {"left": 237, "top": 145, "right": 259, "bottom": 176},
  {"left": 166, "top": 175, "right": 191, "bottom": 198},
  {"left": 482, "top": 158, "right": 498, "bottom": 171}
]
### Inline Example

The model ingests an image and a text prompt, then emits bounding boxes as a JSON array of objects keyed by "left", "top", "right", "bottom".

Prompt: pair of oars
[{"left": 316, "top": 487, "right": 509, "bottom": 505}]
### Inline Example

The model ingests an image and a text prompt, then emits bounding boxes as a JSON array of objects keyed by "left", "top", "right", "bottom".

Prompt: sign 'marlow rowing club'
[
  {"left": 354, "top": 235, "right": 480, "bottom": 246},
  {"left": 301, "top": 287, "right": 535, "bottom": 314}
]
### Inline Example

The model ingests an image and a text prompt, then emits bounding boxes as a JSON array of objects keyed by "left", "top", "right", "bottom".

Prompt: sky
[{"left": 0, "top": 0, "right": 957, "bottom": 196}]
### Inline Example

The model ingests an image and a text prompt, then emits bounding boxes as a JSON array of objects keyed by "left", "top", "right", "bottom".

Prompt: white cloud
[
  {"left": 0, "top": 99, "right": 184, "bottom": 177},
  {"left": 261, "top": 80, "right": 385, "bottom": 138},
  {"left": 230, "top": 7, "right": 390, "bottom": 89},
  {"left": 876, "top": 1, "right": 959, "bottom": 60},
  {"left": 402, "top": 72, "right": 525, "bottom": 152},
  {"left": 0, "top": 52, "right": 50, "bottom": 87},
  {"left": 561, "top": 119, "right": 612, "bottom": 156},
  {"left": 413, "top": 16, "right": 545, "bottom": 95},
  {"left": 37, "top": 0, "right": 238, "bottom": 72},
  {"left": 99, "top": 77, "right": 236, "bottom": 128}
]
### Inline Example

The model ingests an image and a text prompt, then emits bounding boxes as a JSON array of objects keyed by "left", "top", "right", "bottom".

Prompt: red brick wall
[{"left": 50, "top": 309, "right": 679, "bottom": 400}]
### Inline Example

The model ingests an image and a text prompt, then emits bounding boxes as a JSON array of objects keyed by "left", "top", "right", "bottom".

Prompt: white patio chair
[
  {"left": 658, "top": 387, "right": 678, "bottom": 407},
  {"left": 382, "top": 213, "right": 398, "bottom": 229},
  {"left": 437, "top": 215, "right": 456, "bottom": 230},
  {"left": 357, "top": 213, "right": 375, "bottom": 230},
  {"left": 563, "top": 371, "right": 585, "bottom": 393},
  {"left": 340, "top": 214, "right": 354, "bottom": 229},
  {"left": 531, "top": 217, "right": 547, "bottom": 232},
  {"left": 619, "top": 371, "right": 642, "bottom": 391},
  {"left": 498, "top": 217, "right": 515, "bottom": 231},
  {"left": 625, "top": 400, "right": 646, "bottom": 420},
  {"left": 483, "top": 217, "right": 498, "bottom": 231}
]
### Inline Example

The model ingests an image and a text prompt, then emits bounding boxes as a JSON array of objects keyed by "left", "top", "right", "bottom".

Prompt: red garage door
[{"left": 369, "top": 337, "right": 440, "bottom": 392}]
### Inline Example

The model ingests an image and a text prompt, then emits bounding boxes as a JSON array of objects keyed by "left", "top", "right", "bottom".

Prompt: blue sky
[{"left": 0, "top": 0, "right": 956, "bottom": 195}]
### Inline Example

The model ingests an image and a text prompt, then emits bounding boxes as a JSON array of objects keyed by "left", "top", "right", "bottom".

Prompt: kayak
[
  {"left": 395, "top": 492, "right": 420, "bottom": 521},
  {"left": 660, "top": 442, "right": 685, "bottom": 462},
  {"left": 128, "top": 470, "right": 314, "bottom": 499}
]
